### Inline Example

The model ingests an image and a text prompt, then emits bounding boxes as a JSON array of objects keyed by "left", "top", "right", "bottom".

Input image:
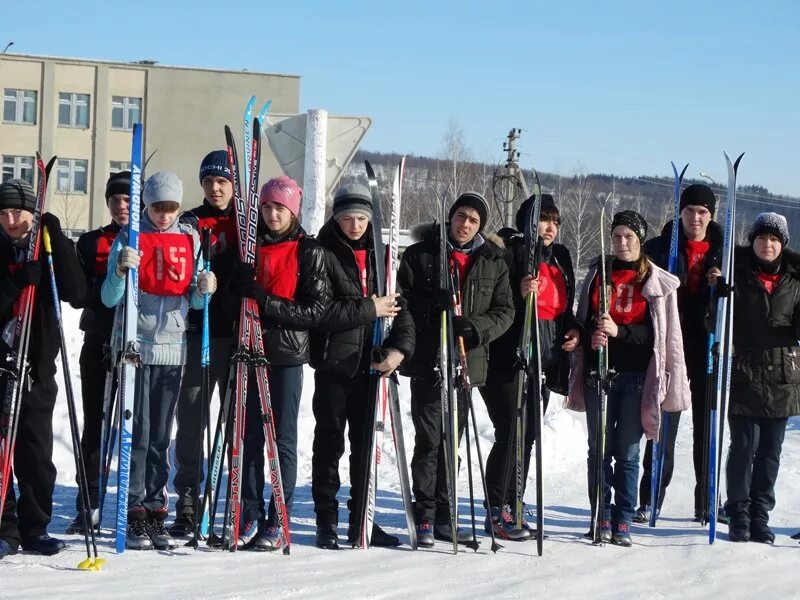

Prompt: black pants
[
  {"left": 0, "top": 374, "right": 58, "bottom": 549},
  {"left": 172, "top": 334, "right": 231, "bottom": 516},
  {"left": 637, "top": 411, "right": 681, "bottom": 510},
  {"left": 409, "top": 377, "right": 467, "bottom": 524},
  {"left": 479, "top": 370, "right": 550, "bottom": 508},
  {"left": 724, "top": 414, "right": 788, "bottom": 525},
  {"left": 311, "top": 370, "right": 371, "bottom": 528},
  {"left": 76, "top": 334, "right": 111, "bottom": 511},
  {"left": 688, "top": 366, "right": 712, "bottom": 512}
]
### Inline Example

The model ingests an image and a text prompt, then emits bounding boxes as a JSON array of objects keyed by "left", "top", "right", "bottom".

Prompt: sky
[{"left": 3, "top": 0, "right": 799, "bottom": 197}]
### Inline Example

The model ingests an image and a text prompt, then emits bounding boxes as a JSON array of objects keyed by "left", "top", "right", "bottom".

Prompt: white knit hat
[{"left": 143, "top": 171, "right": 183, "bottom": 206}]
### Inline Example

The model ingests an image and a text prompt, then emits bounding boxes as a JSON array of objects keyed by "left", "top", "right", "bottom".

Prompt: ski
[
  {"left": 0, "top": 153, "right": 53, "bottom": 526},
  {"left": 649, "top": 161, "right": 688, "bottom": 528},
  {"left": 707, "top": 151, "right": 744, "bottom": 544},
  {"left": 115, "top": 123, "right": 143, "bottom": 553}
]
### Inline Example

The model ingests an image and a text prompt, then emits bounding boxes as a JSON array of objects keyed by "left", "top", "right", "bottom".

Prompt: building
[{"left": 0, "top": 53, "right": 300, "bottom": 233}]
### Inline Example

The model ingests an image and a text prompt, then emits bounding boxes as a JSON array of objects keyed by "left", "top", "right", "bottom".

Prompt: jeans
[{"left": 585, "top": 372, "right": 645, "bottom": 526}]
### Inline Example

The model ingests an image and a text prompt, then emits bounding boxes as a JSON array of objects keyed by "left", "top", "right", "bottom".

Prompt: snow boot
[
  {"left": 168, "top": 512, "right": 195, "bottom": 538},
  {"left": 728, "top": 514, "right": 751, "bottom": 543},
  {"left": 147, "top": 513, "right": 177, "bottom": 550},
  {"left": 21, "top": 534, "right": 66, "bottom": 556},
  {"left": 316, "top": 524, "right": 339, "bottom": 550},
  {"left": 126, "top": 512, "right": 153, "bottom": 550},
  {"left": 750, "top": 521, "right": 775, "bottom": 545},
  {"left": 612, "top": 522, "right": 632, "bottom": 547},
  {"left": 417, "top": 520, "right": 435, "bottom": 548}
]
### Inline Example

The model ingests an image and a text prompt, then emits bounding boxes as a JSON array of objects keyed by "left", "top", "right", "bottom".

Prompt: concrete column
[
  {"left": 90, "top": 65, "right": 110, "bottom": 228},
  {"left": 301, "top": 108, "right": 327, "bottom": 236}
]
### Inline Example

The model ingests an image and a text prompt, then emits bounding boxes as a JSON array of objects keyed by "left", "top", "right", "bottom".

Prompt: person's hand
[
  {"left": 453, "top": 316, "right": 476, "bottom": 347},
  {"left": 707, "top": 267, "right": 722, "bottom": 287},
  {"left": 370, "top": 347, "right": 404, "bottom": 376},
  {"left": 373, "top": 293, "right": 401, "bottom": 318},
  {"left": 41, "top": 213, "right": 63, "bottom": 240},
  {"left": 520, "top": 274, "right": 539, "bottom": 297},
  {"left": 591, "top": 330, "right": 608, "bottom": 351},
  {"left": 561, "top": 327, "right": 580, "bottom": 352},
  {"left": 11, "top": 261, "right": 42, "bottom": 289},
  {"left": 115, "top": 246, "right": 140, "bottom": 277},
  {"left": 229, "top": 263, "right": 267, "bottom": 305},
  {"left": 198, "top": 271, "right": 217, "bottom": 295},
  {"left": 595, "top": 313, "right": 618, "bottom": 338}
]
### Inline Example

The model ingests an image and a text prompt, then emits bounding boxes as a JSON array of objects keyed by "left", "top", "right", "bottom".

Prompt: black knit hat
[
  {"left": 105, "top": 170, "right": 131, "bottom": 201},
  {"left": 0, "top": 179, "right": 37, "bottom": 212},
  {"left": 680, "top": 184, "right": 717, "bottom": 216},
  {"left": 449, "top": 192, "right": 489, "bottom": 232},
  {"left": 199, "top": 150, "right": 233, "bottom": 183},
  {"left": 515, "top": 194, "right": 557, "bottom": 232},
  {"left": 333, "top": 183, "right": 373, "bottom": 220},
  {"left": 611, "top": 210, "right": 648, "bottom": 242},
  {"left": 749, "top": 212, "right": 789, "bottom": 247}
]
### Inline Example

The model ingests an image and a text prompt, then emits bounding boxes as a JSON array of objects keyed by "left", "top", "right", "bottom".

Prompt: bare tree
[
  {"left": 50, "top": 192, "right": 87, "bottom": 237},
  {"left": 559, "top": 169, "right": 601, "bottom": 279},
  {"left": 437, "top": 118, "right": 473, "bottom": 200}
]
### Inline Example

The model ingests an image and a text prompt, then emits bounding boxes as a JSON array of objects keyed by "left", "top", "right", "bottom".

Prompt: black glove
[
  {"left": 453, "top": 315, "right": 477, "bottom": 348},
  {"left": 41, "top": 213, "right": 64, "bottom": 240},
  {"left": 11, "top": 261, "right": 42, "bottom": 289},
  {"left": 229, "top": 263, "right": 267, "bottom": 306},
  {"left": 431, "top": 287, "right": 452, "bottom": 312}
]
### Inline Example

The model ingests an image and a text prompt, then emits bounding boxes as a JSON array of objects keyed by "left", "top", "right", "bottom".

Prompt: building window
[
  {"left": 1, "top": 155, "right": 35, "bottom": 185},
  {"left": 111, "top": 96, "right": 141, "bottom": 130},
  {"left": 58, "top": 92, "right": 90, "bottom": 128},
  {"left": 110, "top": 161, "right": 131, "bottom": 175},
  {"left": 56, "top": 159, "right": 89, "bottom": 194},
  {"left": 3, "top": 89, "right": 37, "bottom": 124}
]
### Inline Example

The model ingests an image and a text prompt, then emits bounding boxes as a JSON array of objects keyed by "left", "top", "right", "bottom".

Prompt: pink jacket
[{"left": 565, "top": 259, "right": 691, "bottom": 441}]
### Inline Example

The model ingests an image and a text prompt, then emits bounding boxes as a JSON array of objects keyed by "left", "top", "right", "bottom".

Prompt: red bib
[
  {"left": 757, "top": 271, "right": 781, "bottom": 295},
  {"left": 684, "top": 239, "right": 710, "bottom": 295},
  {"left": 591, "top": 268, "right": 647, "bottom": 325},
  {"left": 353, "top": 248, "right": 369, "bottom": 297},
  {"left": 198, "top": 214, "right": 236, "bottom": 257},
  {"left": 95, "top": 232, "right": 116, "bottom": 276},
  {"left": 138, "top": 233, "right": 195, "bottom": 296},
  {"left": 255, "top": 240, "right": 300, "bottom": 301},
  {"left": 449, "top": 250, "right": 473, "bottom": 291},
  {"left": 536, "top": 262, "right": 567, "bottom": 321}
]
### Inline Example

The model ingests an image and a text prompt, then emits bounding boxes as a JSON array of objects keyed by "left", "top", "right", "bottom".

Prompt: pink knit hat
[{"left": 259, "top": 176, "right": 302, "bottom": 217}]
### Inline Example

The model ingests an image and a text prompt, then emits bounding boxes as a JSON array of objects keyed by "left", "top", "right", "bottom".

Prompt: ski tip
[
  {"left": 364, "top": 160, "right": 376, "bottom": 179},
  {"left": 734, "top": 152, "right": 745, "bottom": 172}
]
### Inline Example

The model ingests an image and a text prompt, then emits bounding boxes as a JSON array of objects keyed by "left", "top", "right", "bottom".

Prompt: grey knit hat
[
  {"left": 143, "top": 171, "right": 183, "bottom": 206},
  {"left": 333, "top": 183, "right": 372, "bottom": 220},
  {"left": 749, "top": 212, "right": 789, "bottom": 247}
]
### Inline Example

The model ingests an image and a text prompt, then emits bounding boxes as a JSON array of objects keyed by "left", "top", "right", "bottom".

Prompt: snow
[{"left": 2, "top": 305, "right": 799, "bottom": 599}]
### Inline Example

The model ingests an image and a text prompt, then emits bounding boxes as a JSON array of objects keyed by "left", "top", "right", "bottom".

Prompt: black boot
[
  {"left": 750, "top": 521, "right": 775, "bottom": 545},
  {"left": 728, "top": 514, "right": 751, "bottom": 543},
  {"left": 168, "top": 512, "right": 195, "bottom": 538},
  {"left": 20, "top": 534, "right": 67, "bottom": 556},
  {"left": 316, "top": 524, "right": 339, "bottom": 550},
  {"left": 370, "top": 524, "right": 401, "bottom": 548}
]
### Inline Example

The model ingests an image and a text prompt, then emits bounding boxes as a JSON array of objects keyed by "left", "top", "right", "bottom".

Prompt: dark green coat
[
  {"left": 397, "top": 222, "right": 514, "bottom": 386},
  {"left": 730, "top": 246, "right": 800, "bottom": 418}
]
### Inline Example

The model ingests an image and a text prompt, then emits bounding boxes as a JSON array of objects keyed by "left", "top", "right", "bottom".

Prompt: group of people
[{"left": 0, "top": 149, "right": 797, "bottom": 558}]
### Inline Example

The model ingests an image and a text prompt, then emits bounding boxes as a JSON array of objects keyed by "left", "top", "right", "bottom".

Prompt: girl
[{"left": 567, "top": 210, "right": 689, "bottom": 547}]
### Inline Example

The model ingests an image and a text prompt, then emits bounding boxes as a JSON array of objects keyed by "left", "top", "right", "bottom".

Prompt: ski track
[{"left": 1, "top": 306, "right": 799, "bottom": 599}]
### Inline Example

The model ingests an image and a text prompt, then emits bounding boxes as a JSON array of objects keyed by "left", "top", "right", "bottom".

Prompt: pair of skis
[{"left": 357, "top": 159, "right": 417, "bottom": 550}]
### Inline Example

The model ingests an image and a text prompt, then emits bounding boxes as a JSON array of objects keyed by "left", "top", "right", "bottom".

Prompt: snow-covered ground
[{"left": 2, "top": 306, "right": 799, "bottom": 599}]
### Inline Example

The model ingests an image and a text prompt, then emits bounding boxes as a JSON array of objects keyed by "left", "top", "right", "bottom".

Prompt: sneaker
[
  {"left": 417, "top": 520, "right": 435, "bottom": 548},
  {"left": 168, "top": 512, "right": 195, "bottom": 538},
  {"left": 147, "top": 515, "right": 177, "bottom": 550},
  {"left": 612, "top": 522, "right": 632, "bottom": 547},
  {"left": 64, "top": 509, "right": 100, "bottom": 535},
  {"left": 633, "top": 507, "right": 648, "bottom": 524},
  {"left": 316, "top": 524, "right": 339, "bottom": 550},
  {"left": 485, "top": 506, "right": 529, "bottom": 541},
  {"left": 433, "top": 522, "right": 475, "bottom": 545},
  {"left": 126, "top": 517, "right": 153, "bottom": 551},
  {"left": 238, "top": 519, "right": 259, "bottom": 548},
  {"left": 252, "top": 526, "right": 283, "bottom": 552},
  {"left": 20, "top": 534, "right": 67, "bottom": 556},
  {"left": 750, "top": 521, "right": 775, "bottom": 545}
]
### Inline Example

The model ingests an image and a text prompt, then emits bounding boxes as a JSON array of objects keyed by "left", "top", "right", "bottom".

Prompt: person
[
  {"left": 566, "top": 210, "right": 689, "bottom": 547},
  {"left": 479, "top": 194, "right": 580, "bottom": 540},
  {"left": 635, "top": 184, "right": 723, "bottom": 522},
  {"left": 397, "top": 191, "right": 514, "bottom": 547},
  {"left": 101, "top": 171, "right": 216, "bottom": 550},
  {"left": 170, "top": 151, "right": 239, "bottom": 537},
  {"left": 724, "top": 213, "right": 800, "bottom": 544},
  {"left": 64, "top": 170, "right": 131, "bottom": 535},
  {"left": 228, "top": 175, "right": 330, "bottom": 551},
  {"left": 309, "top": 183, "right": 415, "bottom": 549},
  {"left": 0, "top": 179, "right": 86, "bottom": 558}
]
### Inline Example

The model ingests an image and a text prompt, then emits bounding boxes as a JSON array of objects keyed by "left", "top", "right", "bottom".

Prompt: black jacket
[
  {"left": 0, "top": 214, "right": 87, "bottom": 380},
  {"left": 253, "top": 225, "right": 331, "bottom": 367},
  {"left": 487, "top": 228, "right": 578, "bottom": 394},
  {"left": 397, "top": 222, "right": 514, "bottom": 386},
  {"left": 181, "top": 200, "right": 240, "bottom": 338},
  {"left": 643, "top": 219, "right": 723, "bottom": 369},
  {"left": 71, "top": 222, "right": 120, "bottom": 339},
  {"left": 729, "top": 246, "right": 800, "bottom": 419},
  {"left": 309, "top": 219, "right": 415, "bottom": 377}
]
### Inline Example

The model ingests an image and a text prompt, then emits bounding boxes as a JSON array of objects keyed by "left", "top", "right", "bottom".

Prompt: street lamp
[
  {"left": 699, "top": 171, "right": 718, "bottom": 186},
  {"left": 1, "top": 41, "right": 14, "bottom": 55}
]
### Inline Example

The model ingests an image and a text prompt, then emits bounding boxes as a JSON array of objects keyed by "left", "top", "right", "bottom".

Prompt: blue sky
[{"left": 4, "top": 1, "right": 799, "bottom": 196}]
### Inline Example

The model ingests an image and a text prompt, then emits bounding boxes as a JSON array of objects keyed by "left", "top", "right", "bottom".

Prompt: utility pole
[{"left": 492, "top": 129, "right": 529, "bottom": 228}]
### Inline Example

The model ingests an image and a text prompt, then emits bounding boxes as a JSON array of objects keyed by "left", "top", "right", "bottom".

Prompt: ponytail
[{"left": 635, "top": 253, "right": 651, "bottom": 283}]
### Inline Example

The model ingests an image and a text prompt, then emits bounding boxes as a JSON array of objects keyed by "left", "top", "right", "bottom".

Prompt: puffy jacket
[
  {"left": 729, "top": 246, "right": 800, "bottom": 419},
  {"left": 101, "top": 210, "right": 204, "bottom": 365},
  {"left": 567, "top": 259, "right": 691, "bottom": 440},
  {"left": 309, "top": 219, "right": 415, "bottom": 376},
  {"left": 644, "top": 219, "right": 723, "bottom": 369},
  {"left": 487, "top": 227, "right": 578, "bottom": 394},
  {"left": 0, "top": 213, "right": 86, "bottom": 380},
  {"left": 71, "top": 222, "right": 121, "bottom": 338},
  {"left": 397, "top": 222, "right": 514, "bottom": 386},
  {"left": 251, "top": 225, "right": 330, "bottom": 367}
]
